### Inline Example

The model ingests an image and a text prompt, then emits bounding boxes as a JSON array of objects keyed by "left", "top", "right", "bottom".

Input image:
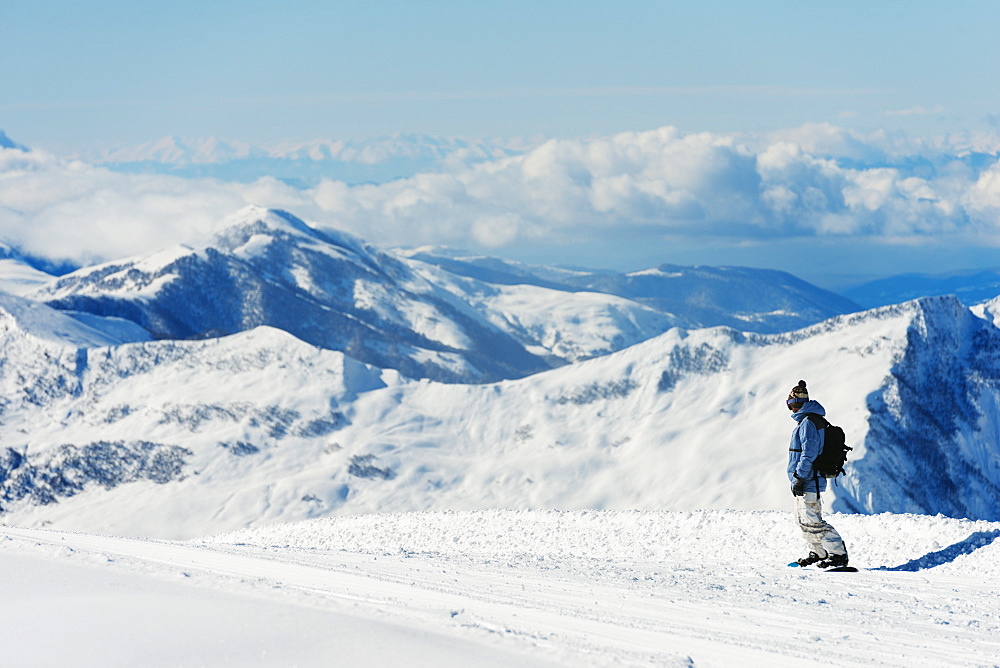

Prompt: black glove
[{"left": 791, "top": 476, "right": 807, "bottom": 497}]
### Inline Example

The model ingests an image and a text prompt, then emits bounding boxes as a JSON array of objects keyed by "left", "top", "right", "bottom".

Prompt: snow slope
[
  {"left": 405, "top": 248, "right": 861, "bottom": 334},
  {"left": 406, "top": 260, "right": 681, "bottom": 362},
  {"left": 3, "top": 289, "right": 1000, "bottom": 537},
  {"left": 0, "top": 290, "right": 150, "bottom": 348},
  {"left": 0, "top": 247, "right": 54, "bottom": 296},
  {"left": 2, "top": 510, "right": 999, "bottom": 667}
]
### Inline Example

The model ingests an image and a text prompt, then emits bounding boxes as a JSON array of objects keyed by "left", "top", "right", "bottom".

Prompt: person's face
[{"left": 788, "top": 402, "right": 803, "bottom": 412}]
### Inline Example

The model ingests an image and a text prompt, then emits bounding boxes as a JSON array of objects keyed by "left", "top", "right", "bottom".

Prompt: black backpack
[{"left": 804, "top": 414, "right": 852, "bottom": 479}]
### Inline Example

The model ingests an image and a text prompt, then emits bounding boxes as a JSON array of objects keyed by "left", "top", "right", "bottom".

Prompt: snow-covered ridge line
[
  {"left": 2, "top": 271, "right": 1000, "bottom": 536},
  {"left": 1, "top": 207, "right": 999, "bottom": 535},
  {"left": 78, "top": 133, "right": 521, "bottom": 166},
  {"left": 745, "top": 296, "right": 942, "bottom": 347},
  {"left": 25, "top": 205, "right": 860, "bottom": 385},
  {"left": 0, "top": 291, "right": 148, "bottom": 348}
]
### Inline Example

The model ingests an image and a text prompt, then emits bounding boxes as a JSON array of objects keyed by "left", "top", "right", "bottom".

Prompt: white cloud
[
  {"left": 0, "top": 149, "right": 248, "bottom": 262},
  {"left": 966, "top": 162, "right": 1000, "bottom": 215},
  {"left": 2, "top": 125, "right": 1000, "bottom": 270},
  {"left": 884, "top": 105, "right": 947, "bottom": 117}
]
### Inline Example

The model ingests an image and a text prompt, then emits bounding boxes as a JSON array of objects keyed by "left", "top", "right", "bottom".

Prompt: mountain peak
[
  {"left": 210, "top": 206, "right": 389, "bottom": 276},
  {"left": 210, "top": 206, "right": 333, "bottom": 252},
  {"left": 220, "top": 205, "right": 317, "bottom": 237}
]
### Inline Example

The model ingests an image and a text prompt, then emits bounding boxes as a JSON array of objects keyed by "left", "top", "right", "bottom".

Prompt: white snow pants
[{"left": 794, "top": 492, "right": 847, "bottom": 557}]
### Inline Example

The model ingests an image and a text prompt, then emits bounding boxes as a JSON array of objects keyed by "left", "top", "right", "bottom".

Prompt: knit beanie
[{"left": 786, "top": 380, "right": 809, "bottom": 406}]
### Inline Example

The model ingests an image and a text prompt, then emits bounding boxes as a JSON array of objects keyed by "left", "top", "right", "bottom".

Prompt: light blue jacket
[{"left": 787, "top": 400, "right": 828, "bottom": 494}]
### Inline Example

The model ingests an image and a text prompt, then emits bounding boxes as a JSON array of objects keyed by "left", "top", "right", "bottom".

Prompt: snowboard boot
[
  {"left": 816, "top": 553, "right": 849, "bottom": 569},
  {"left": 795, "top": 552, "right": 823, "bottom": 567}
]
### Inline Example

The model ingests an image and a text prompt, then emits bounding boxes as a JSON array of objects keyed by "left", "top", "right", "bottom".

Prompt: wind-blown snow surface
[
  {"left": 2, "top": 510, "right": 999, "bottom": 667},
  {"left": 3, "top": 289, "right": 1000, "bottom": 537}
]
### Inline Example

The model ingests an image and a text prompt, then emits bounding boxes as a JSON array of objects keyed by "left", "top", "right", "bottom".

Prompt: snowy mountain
[
  {"left": 403, "top": 259, "right": 681, "bottom": 364},
  {"left": 566, "top": 264, "right": 861, "bottom": 332},
  {"left": 403, "top": 248, "right": 861, "bottom": 334},
  {"left": 2, "top": 287, "right": 999, "bottom": 538},
  {"left": 29, "top": 207, "right": 554, "bottom": 384},
  {"left": 3, "top": 205, "right": 997, "bottom": 538},
  {"left": 0, "top": 244, "right": 55, "bottom": 296},
  {"left": 844, "top": 267, "right": 1000, "bottom": 308},
  {"left": 29, "top": 206, "right": 856, "bottom": 382},
  {"left": 0, "top": 291, "right": 150, "bottom": 349}
]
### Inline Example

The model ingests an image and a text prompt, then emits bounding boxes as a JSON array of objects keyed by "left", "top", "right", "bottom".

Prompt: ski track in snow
[{"left": 3, "top": 510, "right": 1000, "bottom": 667}]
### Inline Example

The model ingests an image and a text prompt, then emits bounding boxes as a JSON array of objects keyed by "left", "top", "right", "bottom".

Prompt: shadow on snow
[{"left": 876, "top": 530, "right": 1000, "bottom": 572}]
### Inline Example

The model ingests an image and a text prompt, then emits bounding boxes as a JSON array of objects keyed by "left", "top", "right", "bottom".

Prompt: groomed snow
[{"left": 3, "top": 509, "right": 998, "bottom": 667}]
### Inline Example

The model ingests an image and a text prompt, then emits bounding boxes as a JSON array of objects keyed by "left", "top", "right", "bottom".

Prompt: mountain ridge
[
  {"left": 2, "top": 205, "right": 997, "bottom": 537},
  {"left": 1, "top": 287, "right": 998, "bottom": 537},
  {"left": 400, "top": 246, "right": 862, "bottom": 334},
  {"left": 28, "top": 206, "right": 862, "bottom": 383},
  {"left": 30, "top": 207, "right": 552, "bottom": 383},
  {"left": 843, "top": 267, "right": 1000, "bottom": 308},
  {"left": 71, "top": 134, "right": 523, "bottom": 186}
]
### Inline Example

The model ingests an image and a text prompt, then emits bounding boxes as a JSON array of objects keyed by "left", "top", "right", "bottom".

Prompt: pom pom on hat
[{"left": 786, "top": 380, "right": 809, "bottom": 406}]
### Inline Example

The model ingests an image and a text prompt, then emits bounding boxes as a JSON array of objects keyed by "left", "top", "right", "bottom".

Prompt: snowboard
[{"left": 788, "top": 562, "right": 858, "bottom": 572}]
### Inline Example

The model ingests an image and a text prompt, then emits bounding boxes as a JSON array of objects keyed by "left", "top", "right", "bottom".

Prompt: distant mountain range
[
  {"left": 405, "top": 248, "right": 861, "bottom": 334},
  {"left": 843, "top": 269, "right": 1000, "bottom": 309},
  {"left": 71, "top": 134, "right": 525, "bottom": 187},
  {"left": 8, "top": 126, "right": 1000, "bottom": 312},
  {"left": 20, "top": 206, "right": 860, "bottom": 383}
]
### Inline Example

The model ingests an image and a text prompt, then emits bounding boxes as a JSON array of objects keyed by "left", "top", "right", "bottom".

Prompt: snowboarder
[{"left": 786, "top": 380, "right": 849, "bottom": 569}]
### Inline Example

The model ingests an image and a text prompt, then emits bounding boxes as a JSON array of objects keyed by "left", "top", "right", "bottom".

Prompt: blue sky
[
  {"left": 4, "top": 0, "right": 999, "bottom": 148},
  {"left": 2, "top": 1, "right": 1000, "bottom": 287}
]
